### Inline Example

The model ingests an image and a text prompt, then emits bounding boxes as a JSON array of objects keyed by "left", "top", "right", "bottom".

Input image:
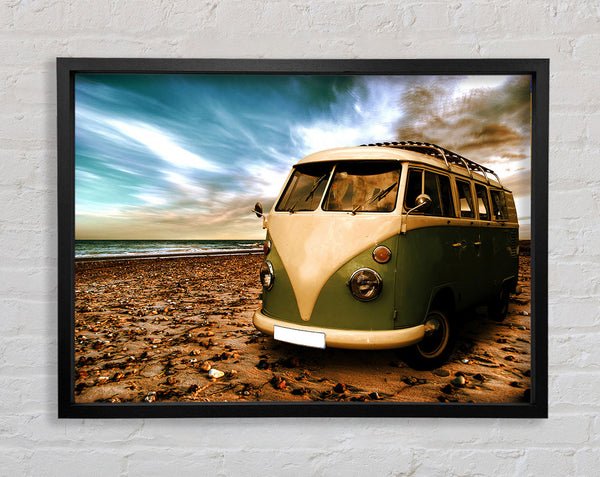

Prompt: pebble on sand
[{"left": 208, "top": 368, "right": 225, "bottom": 379}]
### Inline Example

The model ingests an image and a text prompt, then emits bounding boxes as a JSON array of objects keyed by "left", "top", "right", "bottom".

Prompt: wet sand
[{"left": 74, "top": 249, "right": 531, "bottom": 404}]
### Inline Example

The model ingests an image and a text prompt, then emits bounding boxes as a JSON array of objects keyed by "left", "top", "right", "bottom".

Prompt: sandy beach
[{"left": 74, "top": 247, "right": 531, "bottom": 404}]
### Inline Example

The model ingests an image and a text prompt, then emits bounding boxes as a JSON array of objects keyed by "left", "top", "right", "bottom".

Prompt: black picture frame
[{"left": 57, "top": 58, "right": 548, "bottom": 418}]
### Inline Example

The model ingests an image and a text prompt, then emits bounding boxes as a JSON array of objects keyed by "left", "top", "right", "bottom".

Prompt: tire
[
  {"left": 404, "top": 309, "right": 455, "bottom": 370},
  {"left": 488, "top": 284, "right": 510, "bottom": 322}
]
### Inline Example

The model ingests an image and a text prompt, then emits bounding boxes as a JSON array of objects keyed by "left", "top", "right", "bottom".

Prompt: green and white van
[{"left": 252, "top": 141, "right": 519, "bottom": 369}]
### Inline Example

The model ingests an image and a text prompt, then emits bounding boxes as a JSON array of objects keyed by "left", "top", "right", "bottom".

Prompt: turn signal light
[
  {"left": 372, "top": 245, "right": 392, "bottom": 264},
  {"left": 263, "top": 240, "right": 271, "bottom": 255}
]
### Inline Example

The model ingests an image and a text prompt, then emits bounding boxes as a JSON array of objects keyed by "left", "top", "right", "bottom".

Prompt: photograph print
[{"left": 65, "top": 61, "right": 541, "bottom": 415}]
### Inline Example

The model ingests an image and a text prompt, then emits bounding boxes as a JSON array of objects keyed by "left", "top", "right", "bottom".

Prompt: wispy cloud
[{"left": 108, "top": 120, "right": 223, "bottom": 172}]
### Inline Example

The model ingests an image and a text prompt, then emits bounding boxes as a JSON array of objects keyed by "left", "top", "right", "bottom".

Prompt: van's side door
[
  {"left": 454, "top": 178, "right": 484, "bottom": 306},
  {"left": 396, "top": 168, "right": 461, "bottom": 326},
  {"left": 474, "top": 182, "right": 498, "bottom": 300}
]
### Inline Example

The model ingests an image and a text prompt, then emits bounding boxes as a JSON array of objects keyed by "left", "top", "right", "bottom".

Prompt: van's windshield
[
  {"left": 276, "top": 161, "right": 401, "bottom": 213},
  {"left": 323, "top": 162, "right": 401, "bottom": 213}
]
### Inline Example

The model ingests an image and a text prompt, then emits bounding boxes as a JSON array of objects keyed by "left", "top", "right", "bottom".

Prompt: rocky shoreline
[{"left": 74, "top": 251, "right": 531, "bottom": 404}]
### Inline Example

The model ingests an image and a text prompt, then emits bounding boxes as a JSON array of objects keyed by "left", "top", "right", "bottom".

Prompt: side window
[
  {"left": 475, "top": 184, "right": 491, "bottom": 221},
  {"left": 456, "top": 180, "right": 475, "bottom": 218},
  {"left": 437, "top": 173, "right": 456, "bottom": 218},
  {"left": 404, "top": 169, "right": 422, "bottom": 209},
  {"left": 424, "top": 171, "right": 443, "bottom": 216},
  {"left": 490, "top": 189, "right": 508, "bottom": 220},
  {"left": 424, "top": 171, "right": 455, "bottom": 217},
  {"left": 405, "top": 169, "right": 456, "bottom": 218}
]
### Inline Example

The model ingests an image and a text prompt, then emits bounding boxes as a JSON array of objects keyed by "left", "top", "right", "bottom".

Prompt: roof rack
[{"left": 360, "top": 141, "right": 502, "bottom": 186}]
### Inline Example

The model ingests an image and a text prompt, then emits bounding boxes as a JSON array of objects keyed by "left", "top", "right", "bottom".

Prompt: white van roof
[{"left": 296, "top": 141, "right": 508, "bottom": 190}]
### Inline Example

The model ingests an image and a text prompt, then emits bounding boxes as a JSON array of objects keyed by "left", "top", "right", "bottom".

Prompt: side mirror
[
  {"left": 413, "top": 193, "right": 432, "bottom": 212},
  {"left": 252, "top": 202, "right": 264, "bottom": 218},
  {"left": 401, "top": 194, "right": 432, "bottom": 234}
]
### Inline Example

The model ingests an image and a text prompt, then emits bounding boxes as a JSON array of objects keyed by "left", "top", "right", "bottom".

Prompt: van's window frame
[
  {"left": 490, "top": 188, "right": 509, "bottom": 221},
  {"left": 274, "top": 162, "right": 334, "bottom": 212},
  {"left": 403, "top": 166, "right": 456, "bottom": 218},
  {"left": 455, "top": 178, "right": 476, "bottom": 219},
  {"left": 474, "top": 182, "right": 491, "bottom": 221}
]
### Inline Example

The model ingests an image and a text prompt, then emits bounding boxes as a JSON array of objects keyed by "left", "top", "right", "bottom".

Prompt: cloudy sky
[{"left": 75, "top": 73, "right": 531, "bottom": 240}]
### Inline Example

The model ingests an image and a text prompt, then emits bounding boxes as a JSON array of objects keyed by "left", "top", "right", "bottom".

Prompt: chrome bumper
[{"left": 253, "top": 309, "right": 424, "bottom": 350}]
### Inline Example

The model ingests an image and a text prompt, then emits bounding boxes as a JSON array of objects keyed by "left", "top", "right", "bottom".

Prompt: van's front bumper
[{"left": 253, "top": 309, "right": 424, "bottom": 350}]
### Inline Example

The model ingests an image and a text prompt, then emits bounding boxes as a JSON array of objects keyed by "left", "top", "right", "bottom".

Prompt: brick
[
  {"left": 550, "top": 188, "right": 599, "bottom": 220},
  {"left": 492, "top": 415, "right": 590, "bottom": 446},
  {"left": 30, "top": 450, "right": 123, "bottom": 477},
  {"left": 0, "top": 335, "right": 56, "bottom": 375},
  {"left": 0, "top": 376, "right": 48, "bottom": 415},
  {"left": 572, "top": 33, "right": 600, "bottom": 66},
  {"left": 126, "top": 449, "right": 225, "bottom": 475},
  {"left": 551, "top": 373, "right": 600, "bottom": 407},
  {"left": 575, "top": 447, "right": 600, "bottom": 475},
  {"left": 414, "top": 449, "right": 523, "bottom": 476},
  {"left": 2, "top": 298, "right": 55, "bottom": 336},
  {"left": 478, "top": 37, "right": 576, "bottom": 66},
  {"left": 356, "top": 4, "right": 406, "bottom": 33},
  {"left": 548, "top": 297, "right": 600, "bottom": 328},
  {"left": 11, "top": 1, "right": 67, "bottom": 32},
  {"left": 520, "top": 449, "right": 577, "bottom": 476},
  {"left": 551, "top": 71, "right": 600, "bottom": 111},
  {"left": 548, "top": 261, "right": 600, "bottom": 299},
  {"left": 0, "top": 449, "right": 33, "bottom": 477},
  {"left": 551, "top": 332, "right": 600, "bottom": 369},
  {"left": 62, "top": 1, "right": 117, "bottom": 31}
]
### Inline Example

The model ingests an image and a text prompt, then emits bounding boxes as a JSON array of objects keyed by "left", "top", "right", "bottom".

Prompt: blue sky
[{"left": 75, "top": 74, "right": 531, "bottom": 239}]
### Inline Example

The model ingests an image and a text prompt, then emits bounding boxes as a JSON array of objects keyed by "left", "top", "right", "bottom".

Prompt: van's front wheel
[{"left": 404, "top": 309, "right": 455, "bottom": 370}]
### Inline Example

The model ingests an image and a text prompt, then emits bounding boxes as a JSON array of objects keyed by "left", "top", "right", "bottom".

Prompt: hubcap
[{"left": 418, "top": 312, "right": 448, "bottom": 358}]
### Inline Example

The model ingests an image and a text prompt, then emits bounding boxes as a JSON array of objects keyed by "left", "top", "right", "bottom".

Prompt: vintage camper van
[{"left": 252, "top": 141, "right": 519, "bottom": 369}]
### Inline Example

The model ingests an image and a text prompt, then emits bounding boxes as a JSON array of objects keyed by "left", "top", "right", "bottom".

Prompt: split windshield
[
  {"left": 275, "top": 163, "right": 332, "bottom": 212},
  {"left": 276, "top": 161, "right": 401, "bottom": 213}
]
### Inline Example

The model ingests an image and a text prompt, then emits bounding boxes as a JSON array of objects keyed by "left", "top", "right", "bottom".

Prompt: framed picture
[{"left": 58, "top": 58, "right": 548, "bottom": 418}]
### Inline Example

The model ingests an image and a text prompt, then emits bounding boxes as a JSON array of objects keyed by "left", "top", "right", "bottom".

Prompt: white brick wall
[{"left": 1, "top": 1, "right": 598, "bottom": 475}]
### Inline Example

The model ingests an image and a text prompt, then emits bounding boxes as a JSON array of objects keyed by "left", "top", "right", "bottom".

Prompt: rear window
[
  {"left": 490, "top": 189, "right": 508, "bottom": 220},
  {"left": 276, "top": 163, "right": 332, "bottom": 212},
  {"left": 323, "top": 162, "right": 401, "bottom": 213}
]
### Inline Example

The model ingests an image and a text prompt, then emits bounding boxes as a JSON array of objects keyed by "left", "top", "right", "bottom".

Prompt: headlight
[
  {"left": 260, "top": 261, "right": 275, "bottom": 290},
  {"left": 349, "top": 268, "right": 382, "bottom": 301}
]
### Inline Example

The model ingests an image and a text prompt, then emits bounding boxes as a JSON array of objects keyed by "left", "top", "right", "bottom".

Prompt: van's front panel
[
  {"left": 264, "top": 212, "right": 402, "bottom": 322},
  {"left": 261, "top": 234, "right": 398, "bottom": 329}
]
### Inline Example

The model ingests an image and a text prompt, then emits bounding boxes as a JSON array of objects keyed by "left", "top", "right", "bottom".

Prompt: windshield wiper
[
  {"left": 305, "top": 173, "right": 328, "bottom": 201},
  {"left": 288, "top": 173, "right": 329, "bottom": 213},
  {"left": 351, "top": 182, "right": 398, "bottom": 215}
]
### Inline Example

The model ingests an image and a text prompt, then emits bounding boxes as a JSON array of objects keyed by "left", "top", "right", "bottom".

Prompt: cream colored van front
[{"left": 267, "top": 211, "right": 401, "bottom": 321}]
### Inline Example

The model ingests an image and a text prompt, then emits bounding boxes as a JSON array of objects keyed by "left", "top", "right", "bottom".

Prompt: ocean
[{"left": 75, "top": 239, "right": 263, "bottom": 260}]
